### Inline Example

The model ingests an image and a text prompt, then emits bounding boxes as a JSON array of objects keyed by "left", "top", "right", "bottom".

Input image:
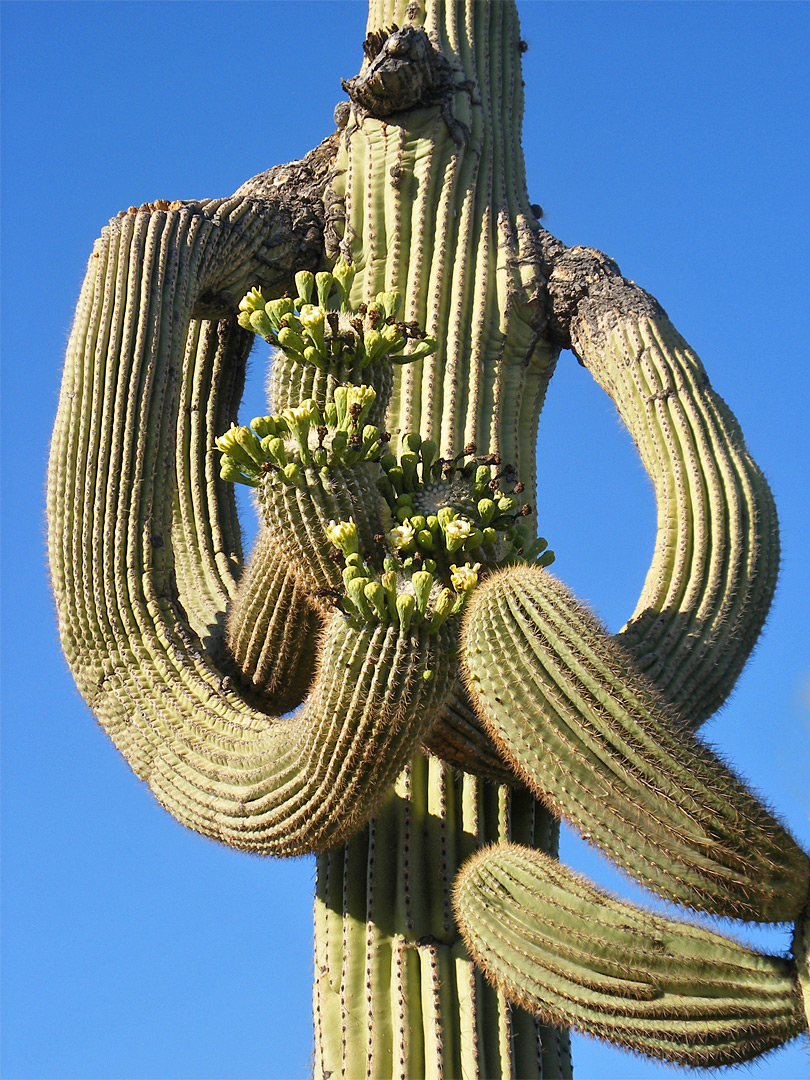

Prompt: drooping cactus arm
[
  {"left": 454, "top": 844, "right": 805, "bottom": 1068},
  {"left": 224, "top": 528, "right": 321, "bottom": 713},
  {"left": 47, "top": 167, "right": 459, "bottom": 857},
  {"left": 171, "top": 315, "right": 250, "bottom": 645},
  {"left": 537, "top": 238, "right": 779, "bottom": 726},
  {"left": 463, "top": 565, "right": 809, "bottom": 923}
]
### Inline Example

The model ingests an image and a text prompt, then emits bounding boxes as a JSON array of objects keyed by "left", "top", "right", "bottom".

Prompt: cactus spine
[{"left": 47, "top": 0, "right": 808, "bottom": 1075}]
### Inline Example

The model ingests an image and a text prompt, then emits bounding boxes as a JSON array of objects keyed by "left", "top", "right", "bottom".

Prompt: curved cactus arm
[
  {"left": 462, "top": 565, "right": 809, "bottom": 923},
  {"left": 539, "top": 238, "right": 779, "bottom": 728},
  {"left": 454, "top": 843, "right": 806, "bottom": 1068},
  {"left": 224, "top": 527, "right": 322, "bottom": 713},
  {"left": 171, "top": 314, "right": 250, "bottom": 645},
  {"left": 47, "top": 172, "right": 460, "bottom": 857},
  {"left": 423, "top": 683, "right": 521, "bottom": 787}
]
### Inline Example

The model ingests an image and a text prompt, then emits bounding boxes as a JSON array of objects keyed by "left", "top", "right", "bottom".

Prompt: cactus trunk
[{"left": 302, "top": 2, "right": 569, "bottom": 1073}]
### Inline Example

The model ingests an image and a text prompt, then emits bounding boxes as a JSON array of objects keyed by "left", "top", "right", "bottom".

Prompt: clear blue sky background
[{"left": 2, "top": 2, "right": 808, "bottom": 1078}]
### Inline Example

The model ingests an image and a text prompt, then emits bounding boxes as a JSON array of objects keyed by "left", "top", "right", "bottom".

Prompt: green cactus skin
[
  {"left": 560, "top": 300, "right": 781, "bottom": 728},
  {"left": 462, "top": 564, "right": 809, "bottom": 923},
  {"left": 46, "top": 0, "right": 808, "bottom": 1074},
  {"left": 314, "top": 760, "right": 570, "bottom": 1079},
  {"left": 224, "top": 528, "right": 321, "bottom": 712},
  {"left": 454, "top": 844, "right": 805, "bottom": 1067}
]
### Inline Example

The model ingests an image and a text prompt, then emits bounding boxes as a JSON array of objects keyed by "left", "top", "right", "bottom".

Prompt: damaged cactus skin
[{"left": 47, "top": 1, "right": 808, "bottom": 1076}]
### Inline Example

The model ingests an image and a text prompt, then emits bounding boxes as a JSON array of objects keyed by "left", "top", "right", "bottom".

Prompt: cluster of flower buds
[
  {"left": 324, "top": 519, "right": 479, "bottom": 638},
  {"left": 237, "top": 259, "right": 438, "bottom": 373},
  {"left": 216, "top": 385, "right": 386, "bottom": 487},
  {"left": 376, "top": 433, "right": 555, "bottom": 570}
]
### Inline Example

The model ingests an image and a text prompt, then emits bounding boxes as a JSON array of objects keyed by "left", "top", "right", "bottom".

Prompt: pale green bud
[
  {"left": 411, "top": 570, "right": 434, "bottom": 615},
  {"left": 251, "top": 416, "right": 278, "bottom": 440},
  {"left": 364, "top": 581, "right": 388, "bottom": 622},
  {"left": 216, "top": 424, "right": 265, "bottom": 469},
  {"left": 238, "top": 287, "right": 267, "bottom": 314},
  {"left": 249, "top": 310, "right": 275, "bottom": 339},
  {"left": 219, "top": 457, "right": 260, "bottom": 487},
  {"left": 277, "top": 327, "right": 306, "bottom": 356},
  {"left": 315, "top": 272, "right": 334, "bottom": 310},
  {"left": 332, "top": 258, "right": 356, "bottom": 309},
  {"left": 294, "top": 270, "right": 315, "bottom": 306},
  {"left": 396, "top": 593, "right": 416, "bottom": 632},
  {"left": 375, "top": 290, "right": 401, "bottom": 321},
  {"left": 428, "top": 588, "right": 456, "bottom": 633},
  {"left": 298, "top": 305, "right": 325, "bottom": 355},
  {"left": 477, "top": 498, "right": 496, "bottom": 526}
]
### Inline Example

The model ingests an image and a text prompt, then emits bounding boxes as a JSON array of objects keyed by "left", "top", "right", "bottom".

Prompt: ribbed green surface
[
  {"left": 314, "top": 758, "right": 572, "bottom": 1080},
  {"left": 455, "top": 843, "right": 804, "bottom": 1067},
  {"left": 463, "top": 565, "right": 809, "bottom": 922},
  {"left": 225, "top": 528, "right": 321, "bottom": 712},
  {"left": 259, "top": 461, "right": 384, "bottom": 598},
  {"left": 571, "top": 311, "right": 780, "bottom": 728}
]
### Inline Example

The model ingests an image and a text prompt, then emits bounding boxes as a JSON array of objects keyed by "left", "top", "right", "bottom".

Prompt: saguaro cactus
[{"left": 47, "top": 1, "right": 809, "bottom": 1076}]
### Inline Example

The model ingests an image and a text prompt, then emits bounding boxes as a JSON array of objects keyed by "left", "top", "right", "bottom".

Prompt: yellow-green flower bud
[
  {"left": 249, "top": 310, "right": 275, "bottom": 339},
  {"left": 450, "top": 562, "right": 481, "bottom": 594},
  {"left": 251, "top": 416, "right": 278, "bottom": 440},
  {"left": 411, "top": 570, "right": 434, "bottom": 615},
  {"left": 420, "top": 440, "right": 437, "bottom": 475},
  {"left": 364, "top": 581, "right": 388, "bottom": 622},
  {"left": 375, "top": 290, "right": 401, "bottom": 321},
  {"left": 294, "top": 270, "right": 315, "bottom": 305},
  {"left": 216, "top": 424, "right": 265, "bottom": 469},
  {"left": 332, "top": 258, "right": 356, "bottom": 309},
  {"left": 389, "top": 522, "right": 416, "bottom": 552},
  {"left": 238, "top": 287, "right": 267, "bottom": 314},
  {"left": 396, "top": 593, "right": 416, "bottom": 632},
  {"left": 326, "top": 519, "right": 360, "bottom": 557},
  {"left": 266, "top": 297, "right": 295, "bottom": 326},
  {"left": 498, "top": 495, "right": 517, "bottom": 513},
  {"left": 331, "top": 430, "right": 349, "bottom": 457},
  {"left": 428, "top": 588, "right": 456, "bottom": 632},
  {"left": 417, "top": 529, "right": 435, "bottom": 551},
  {"left": 403, "top": 432, "right": 422, "bottom": 454},
  {"left": 363, "top": 329, "right": 384, "bottom": 364},
  {"left": 477, "top": 498, "right": 496, "bottom": 526},
  {"left": 220, "top": 457, "right": 260, "bottom": 487},
  {"left": 315, "top": 272, "right": 334, "bottom": 309},
  {"left": 381, "top": 323, "right": 405, "bottom": 352},
  {"left": 298, "top": 305, "right": 325, "bottom": 355},
  {"left": 403, "top": 338, "right": 437, "bottom": 362},
  {"left": 346, "top": 576, "right": 373, "bottom": 621},
  {"left": 282, "top": 462, "right": 304, "bottom": 488},
  {"left": 278, "top": 327, "right": 306, "bottom": 356},
  {"left": 265, "top": 437, "right": 287, "bottom": 467}
]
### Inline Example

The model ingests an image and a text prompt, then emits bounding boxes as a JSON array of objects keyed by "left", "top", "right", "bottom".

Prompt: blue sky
[{"left": 2, "top": 2, "right": 808, "bottom": 1078}]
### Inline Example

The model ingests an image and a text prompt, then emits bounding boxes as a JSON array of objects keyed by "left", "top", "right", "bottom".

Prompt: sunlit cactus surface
[{"left": 48, "top": 1, "right": 809, "bottom": 1076}]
